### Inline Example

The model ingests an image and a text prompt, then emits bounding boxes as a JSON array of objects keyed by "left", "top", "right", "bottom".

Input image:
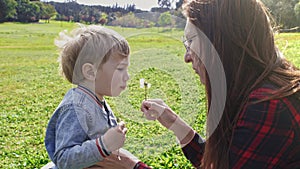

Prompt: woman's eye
[{"left": 117, "top": 68, "right": 125, "bottom": 71}]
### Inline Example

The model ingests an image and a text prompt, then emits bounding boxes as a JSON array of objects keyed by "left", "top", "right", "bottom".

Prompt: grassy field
[{"left": 0, "top": 21, "right": 299, "bottom": 169}]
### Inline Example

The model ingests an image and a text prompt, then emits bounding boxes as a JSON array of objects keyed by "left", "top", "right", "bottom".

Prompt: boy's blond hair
[{"left": 55, "top": 24, "right": 129, "bottom": 84}]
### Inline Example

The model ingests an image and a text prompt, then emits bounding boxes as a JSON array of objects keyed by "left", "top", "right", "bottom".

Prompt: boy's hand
[{"left": 102, "top": 122, "right": 127, "bottom": 152}]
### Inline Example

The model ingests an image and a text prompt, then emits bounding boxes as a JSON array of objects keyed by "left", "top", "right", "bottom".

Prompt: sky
[{"left": 43, "top": 0, "right": 160, "bottom": 11}]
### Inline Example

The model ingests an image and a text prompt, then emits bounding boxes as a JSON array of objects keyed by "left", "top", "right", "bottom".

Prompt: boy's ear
[{"left": 82, "top": 63, "right": 96, "bottom": 80}]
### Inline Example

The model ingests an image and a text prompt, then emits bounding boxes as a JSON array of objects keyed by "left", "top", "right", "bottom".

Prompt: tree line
[
  {"left": 1, "top": 0, "right": 299, "bottom": 30},
  {"left": 0, "top": 0, "right": 56, "bottom": 23},
  {"left": 50, "top": 1, "right": 141, "bottom": 25},
  {"left": 158, "top": 0, "right": 300, "bottom": 29},
  {"left": 0, "top": 0, "right": 142, "bottom": 24}
]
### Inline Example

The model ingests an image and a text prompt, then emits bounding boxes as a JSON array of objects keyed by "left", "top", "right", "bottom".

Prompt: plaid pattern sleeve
[
  {"left": 133, "top": 161, "right": 152, "bottom": 169},
  {"left": 230, "top": 87, "right": 300, "bottom": 168},
  {"left": 181, "top": 133, "right": 205, "bottom": 168}
]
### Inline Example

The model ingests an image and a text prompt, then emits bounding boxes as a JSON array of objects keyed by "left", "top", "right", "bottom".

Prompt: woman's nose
[
  {"left": 184, "top": 52, "right": 192, "bottom": 63},
  {"left": 124, "top": 71, "right": 130, "bottom": 81}
]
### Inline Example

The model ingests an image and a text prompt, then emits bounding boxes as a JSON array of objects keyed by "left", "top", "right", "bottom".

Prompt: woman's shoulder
[
  {"left": 249, "top": 83, "right": 300, "bottom": 111},
  {"left": 248, "top": 83, "right": 278, "bottom": 99},
  {"left": 243, "top": 83, "right": 300, "bottom": 129}
]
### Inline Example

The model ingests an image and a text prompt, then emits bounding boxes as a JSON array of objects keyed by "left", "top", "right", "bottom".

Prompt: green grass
[
  {"left": 0, "top": 21, "right": 299, "bottom": 169},
  {"left": 275, "top": 33, "right": 300, "bottom": 66}
]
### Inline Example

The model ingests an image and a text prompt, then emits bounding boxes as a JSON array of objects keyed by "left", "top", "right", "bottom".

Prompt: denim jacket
[{"left": 45, "top": 86, "right": 117, "bottom": 169}]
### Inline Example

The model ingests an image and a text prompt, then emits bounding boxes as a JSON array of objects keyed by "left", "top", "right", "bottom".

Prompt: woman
[{"left": 141, "top": 0, "right": 300, "bottom": 168}]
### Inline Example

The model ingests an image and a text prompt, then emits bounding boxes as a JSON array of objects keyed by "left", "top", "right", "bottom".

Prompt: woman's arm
[
  {"left": 141, "top": 99, "right": 206, "bottom": 167},
  {"left": 141, "top": 100, "right": 196, "bottom": 146},
  {"left": 157, "top": 106, "right": 197, "bottom": 147},
  {"left": 181, "top": 133, "right": 205, "bottom": 168},
  {"left": 86, "top": 148, "right": 151, "bottom": 169}
]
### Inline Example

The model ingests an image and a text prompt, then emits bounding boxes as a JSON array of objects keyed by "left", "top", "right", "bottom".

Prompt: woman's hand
[
  {"left": 85, "top": 149, "right": 139, "bottom": 169},
  {"left": 141, "top": 99, "right": 195, "bottom": 147},
  {"left": 141, "top": 99, "right": 167, "bottom": 120},
  {"left": 141, "top": 99, "right": 178, "bottom": 128},
  {"left": 141, "top": 99, "right": 178, "bottom": 129}
]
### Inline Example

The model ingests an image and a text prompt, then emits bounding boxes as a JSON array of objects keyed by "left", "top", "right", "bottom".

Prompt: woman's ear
[{"left": 82, "top": 63, "right": 96, "bottom": 81}]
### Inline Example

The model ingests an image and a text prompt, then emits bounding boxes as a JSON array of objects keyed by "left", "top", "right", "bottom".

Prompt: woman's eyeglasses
[{"left": 182, "top": 34, "right": 197, "bottom": 52}]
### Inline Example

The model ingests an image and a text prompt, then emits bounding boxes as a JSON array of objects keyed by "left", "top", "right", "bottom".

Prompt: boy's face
[{"left": 94, "top": 53, "right": 130, "bottom": 99}]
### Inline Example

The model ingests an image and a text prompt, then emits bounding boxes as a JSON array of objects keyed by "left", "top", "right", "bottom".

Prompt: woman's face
[{"left": 184, "top": 20, "right": 206, "bottom": 85}]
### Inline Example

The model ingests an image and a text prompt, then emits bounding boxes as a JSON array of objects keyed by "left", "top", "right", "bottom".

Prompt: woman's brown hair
[{"left": 183, "top": 0, "right": 300, "bottom": 168}]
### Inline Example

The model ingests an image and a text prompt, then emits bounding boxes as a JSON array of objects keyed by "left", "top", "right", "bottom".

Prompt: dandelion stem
[{"left": 144, "top": 83, "right": 147, "bottom": 100}]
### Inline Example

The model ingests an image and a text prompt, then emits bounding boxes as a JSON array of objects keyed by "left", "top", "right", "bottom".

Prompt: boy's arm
[{"left": 51, "top": 106, "right": 125, "bottom": 169}]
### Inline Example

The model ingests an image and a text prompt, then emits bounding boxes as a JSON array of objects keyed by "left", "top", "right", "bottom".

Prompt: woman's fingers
[
  {"left": 146, "top": 99, "right": 166, "bottom": 106},
  {"left": 149, "top": 102, "right": 165, "bottom": 115},
  {"left": 141, "top": 100, "right": 166, "bottom": 120},
  {"left": 144, "top": 109, "right": 159, "bottom": 120}
]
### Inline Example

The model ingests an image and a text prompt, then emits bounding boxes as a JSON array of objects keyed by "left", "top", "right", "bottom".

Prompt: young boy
[{"left": 44, "top": 25, "right": 131, "bottom": 169}]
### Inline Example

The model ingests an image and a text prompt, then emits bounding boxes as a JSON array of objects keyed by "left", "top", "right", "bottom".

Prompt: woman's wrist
[
  {"left": 179, "top": 129, "right": 195, "bottom": 147},
  {"left": 157, "top": 108, "right": 194, "bottom": 147},
  {"left": 157, "top": 107, "right": 178, "bottom": 129}
]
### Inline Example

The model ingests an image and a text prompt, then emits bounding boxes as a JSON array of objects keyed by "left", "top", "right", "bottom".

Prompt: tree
[
  {"left": 99, "top": 12, "right": 108, "bottom": 25},
  {"left": 37, "top": 2, "right": 57, "bottom": 23},
  {"left": 295, "top": 1, "right": 300, "bottom": 26},
  {"left": 158, "top": 0, "right": 172, "bottom": 9},
  {"left": 16, "top": 0, "right": 41, "bottom": 22},
  {"left": 0, "top": 0, "right": 17, "bottom": 22},
  {"left": 262, "top": 0, "right": 299, "bottom": 28},
  {"left": 158, "top": 0, "right": 183, "bottom": 9},
  {"left": 158, "top": 11, "right": 172, "bottom": 27},
  {"left": 126, "top": 4, "right": 136, "bottom": 12},
  {"left": 175, "top": 0, "right": 183, "bottom": 10}
]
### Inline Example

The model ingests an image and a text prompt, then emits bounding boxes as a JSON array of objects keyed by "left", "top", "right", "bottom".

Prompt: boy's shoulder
[
  {"left": 55, "top": 87, "right": 108, "bottom": 118},
  {"left": 59, "top": 88, "right": 95, "bottom": 108}
]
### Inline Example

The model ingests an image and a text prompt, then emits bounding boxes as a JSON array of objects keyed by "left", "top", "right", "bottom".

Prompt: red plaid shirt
[{"left": 182, "top": 85, "right": 300, "bottom": 168}]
